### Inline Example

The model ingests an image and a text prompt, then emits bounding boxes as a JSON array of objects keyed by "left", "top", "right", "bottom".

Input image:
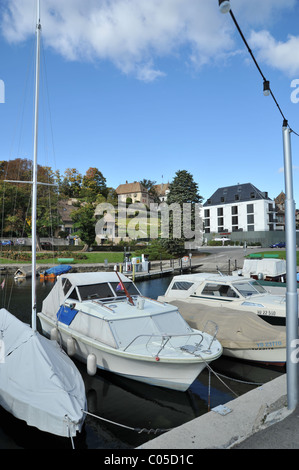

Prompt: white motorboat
[
  {"left": 0, "top": 0, "right": 86, "bottom": 439},
  {"left": 38, "top": 272, "right": 223, "bottom": 392},
  {"left": 158, "top": 273, "right": 287, "bottom": 326},
  {"left": 233, "top": 257, "right": 286, "bottom": 282},
  {"left": 167, "top": 300, "right": 286, "bottom": 367}
]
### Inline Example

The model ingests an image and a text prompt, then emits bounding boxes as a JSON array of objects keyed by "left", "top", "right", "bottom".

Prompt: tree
[
  {"left": 71, "top": 203, "right": 96, "bottom": 250},
  {"left": 0, "top": 158, "right": 59, "bottom": 243},
  {"left": 80, "top": 167, "right": 108, "bottom": 201},
  {"left": 59, "top": 168, "right": 82, "bottom": 198},
  {"left": 139, "top": 179, "right": 160, "bottom": 203},
  {"left": 162, "top": 170, "right": 203, "bottom": 255}
]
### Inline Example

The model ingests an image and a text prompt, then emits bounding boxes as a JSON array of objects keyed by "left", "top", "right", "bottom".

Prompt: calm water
[{"left": 0, "top": 274, "right": 284, "bottom": 449}]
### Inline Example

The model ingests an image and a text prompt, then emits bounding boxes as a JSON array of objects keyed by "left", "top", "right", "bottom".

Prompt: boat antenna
[{"left": 115, "top": 271, "right": 134, "bottom": 306}]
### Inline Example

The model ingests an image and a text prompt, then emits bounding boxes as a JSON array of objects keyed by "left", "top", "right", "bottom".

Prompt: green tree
[
  {"left": 71, "top": 203, "right": 96, "bottom": 250},
  {"left": 59, "top": 168, "right": 82, "bottom": 198},
  {"left": 80, "top": 167, "right": 108, "bottom": 201},
  {"left": 162, "top": 170, "right": 202, "bottom": 255},
  {"left": 139, "top": 179, "right": 160, "bottom": 203}
]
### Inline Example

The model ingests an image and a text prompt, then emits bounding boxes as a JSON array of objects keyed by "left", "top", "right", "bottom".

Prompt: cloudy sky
[{"left": 0, "top": 0, "right": 299, "bottom": 203}]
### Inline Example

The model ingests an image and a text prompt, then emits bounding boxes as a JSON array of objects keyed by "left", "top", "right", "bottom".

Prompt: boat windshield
[
  {"left": 78, "top": 283, "right": 115, "bottom": 300},
  {"left": 76, "top": 281, "right": 140, "bottom": 301},
  {"left": 233, "top": 280, "right": 267, "bottom": 297},
  {"left": 110, "top": 282, "right": 139, "bottom": 297}
]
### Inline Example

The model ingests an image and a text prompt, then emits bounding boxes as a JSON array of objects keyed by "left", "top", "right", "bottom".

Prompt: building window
[
  {"left": 232, "top": 206, "right": 238, "bottom": 215},
  {"left": 204, "top": 209, "right": 210, "bottom": 218},
  {"left": 247, "top": 214, "right": 254, "bottom": 224},
  {"left": 232, "top": 216, "right": 238, "bottom": 226},
  {"left": 247, "top": 225, "right": 255, "bottom": 232},
  {"left": 204, "top": 218, "right": 210, "bottom": 228},
  {"left": 217, "top": 208, "right": 223, "bottom": 216},
  {"left": 247, "top": 204, "right": 254, "bottom": 214}
]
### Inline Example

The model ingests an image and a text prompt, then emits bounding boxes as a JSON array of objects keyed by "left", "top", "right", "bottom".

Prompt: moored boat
[
  {"left": 167, "top": 300, "right": 286, "bottom": 367},
  {"left": 38, "top": 272, "right": 223, "bottom": 392},
  {"left": 158, "top": 273, "right": 287, "bottom": 326}
]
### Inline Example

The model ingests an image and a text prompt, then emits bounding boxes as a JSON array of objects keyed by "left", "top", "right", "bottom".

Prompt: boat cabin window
[
  {"left": 62, "top": 278, "right": 72, "bottom": 296},
  {"left": 68, "top": 288, "right": 79, "bottom": 301},
  {"left": 110, "top": 282, "right": 139, "bottom": 297},
  {"left": 171, "top": 281, "right": 194, "bottom": 291},
  {"left": 78, "top": 283, "right": 114, "bottom": 301},
  {"left": 201, "top": 283, "right": 239, "bottom": 298},
  {"left": 233, "top": 281, "right": 267, "bottom": 297}
]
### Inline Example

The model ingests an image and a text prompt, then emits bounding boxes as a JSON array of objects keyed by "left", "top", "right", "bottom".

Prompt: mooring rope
[{"left": 82, "top": 409, "right": 172, "bottom": 435}]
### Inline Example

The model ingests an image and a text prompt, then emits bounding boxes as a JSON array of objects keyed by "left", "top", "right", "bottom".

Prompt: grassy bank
[
  {"left": 0, "top": 252, "right": 125, "bottom": 265},
  {"left": 249, "top": 250, "right": 299, "bottom": 264}
]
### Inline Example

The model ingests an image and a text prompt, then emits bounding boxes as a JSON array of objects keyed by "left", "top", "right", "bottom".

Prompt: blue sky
[{"left": 0, "top": 0, "right": 299, "bottom": 205}]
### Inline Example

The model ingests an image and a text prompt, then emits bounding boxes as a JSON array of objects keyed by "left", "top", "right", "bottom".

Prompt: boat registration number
[
  {"left": 257, "top": 309, "right": 276, "bottom": 316},
  {"left": 256, "top": 341, "right": 282, "bottom": 348}
]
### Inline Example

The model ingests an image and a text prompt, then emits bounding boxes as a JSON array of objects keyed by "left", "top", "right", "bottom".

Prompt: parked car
[
  {"left": 270, "top": 241, "right": 286, "bottom": 248},
  {"left": 16, "top": 238, "right": 26, "bottom": 245},
  {"left": 41, "top": 242, "right": 53, "bottom": 250},
  {"left": 1, "top": 240, "right": 14, "bottom": 246}
]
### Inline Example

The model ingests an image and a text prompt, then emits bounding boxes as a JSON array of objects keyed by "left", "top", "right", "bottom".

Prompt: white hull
[
  {"left": 38, "top": 312, "right": 219, "bottom": 392},
  {"left": 223, "top": 347, "right": 285, "bottom": 366}
]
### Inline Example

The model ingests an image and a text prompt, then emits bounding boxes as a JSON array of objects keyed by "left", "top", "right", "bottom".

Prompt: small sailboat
[{"left": 0, "top": 0, "right": 86, "bottom": 439}]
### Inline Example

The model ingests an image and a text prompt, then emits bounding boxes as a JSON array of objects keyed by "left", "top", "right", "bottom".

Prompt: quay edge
[{"left": 137, "top": 374, "right": 291, "bottom": 449}]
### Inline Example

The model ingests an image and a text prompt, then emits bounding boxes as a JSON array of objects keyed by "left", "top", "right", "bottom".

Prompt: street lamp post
[
  {"left": 218, "top": 0, "right": 299, "bottom": 410},
  {"left": 283, "top": 120, "right": 299, "bottom": 410}
]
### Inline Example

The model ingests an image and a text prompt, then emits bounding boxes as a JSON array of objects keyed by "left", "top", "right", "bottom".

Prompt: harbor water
[{"left": 0, "top": 274, "right": 284, "bottom": 449}]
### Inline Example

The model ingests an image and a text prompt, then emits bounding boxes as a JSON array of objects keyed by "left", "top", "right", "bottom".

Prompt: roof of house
[
  {"left": 203, "top": 183, "right": 272, "bottom": 207},
  {"left": 154, "top": 183, "right": 170, "bottom": 196},
  {"left": 57, "top": 200, "right": 76, "bottom": 223},
  {"left": 115, "top": 181, "right": 147, "bottom": 195}
]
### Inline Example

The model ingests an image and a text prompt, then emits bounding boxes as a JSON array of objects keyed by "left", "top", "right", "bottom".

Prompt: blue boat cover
[
  {"left": 57, "top": 305, "right": 78, "bottom": 326},
  {"left": 45, "top": 265, "right": 72, "bottom": 275}
]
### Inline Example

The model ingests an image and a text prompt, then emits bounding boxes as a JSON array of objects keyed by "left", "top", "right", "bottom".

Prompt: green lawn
[
  {"left": 249, "top": 250, "right": 299, "bottom": 264},
  {"left": 0, "top": 252, "right": 125, "bottom": 265}
]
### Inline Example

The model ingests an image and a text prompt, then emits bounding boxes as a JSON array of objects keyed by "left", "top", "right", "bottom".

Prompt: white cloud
[
  {"left": 249, "top": 30, "right": 299, "bottom": 77},
  {"left": 0, "top": 0, "right": 298, "bottom": 81}
]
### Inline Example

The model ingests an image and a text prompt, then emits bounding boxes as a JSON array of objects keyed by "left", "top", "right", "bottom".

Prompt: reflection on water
[{"left": 0, "top": 274, "right": 284, "bottom": 449}]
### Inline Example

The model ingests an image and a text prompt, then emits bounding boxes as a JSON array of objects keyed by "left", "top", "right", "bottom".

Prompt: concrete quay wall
[{"left": 138, "top": 374, "right": 291, "bottom": 449}]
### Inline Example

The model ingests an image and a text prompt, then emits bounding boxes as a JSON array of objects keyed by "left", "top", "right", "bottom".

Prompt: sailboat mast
[{"left": 32, "top": 0, "right": 41, "bottom": 332}]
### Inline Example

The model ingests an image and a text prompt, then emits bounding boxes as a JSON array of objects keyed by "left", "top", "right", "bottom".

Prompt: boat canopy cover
[
  {"left": 170, "top": 301, "right": 286, "bottom": 349},
  {"left": 241, "top": 259, "right": 286, "bottom": 278},
  {"left": 44, "top": 265, "right": 72, "bottom": 275},
  {"left": 0, "top": 309, "right": 86, "bottom": 437},
  {"left": 42, "top": 272, "right": 139, "bottom": 320}
]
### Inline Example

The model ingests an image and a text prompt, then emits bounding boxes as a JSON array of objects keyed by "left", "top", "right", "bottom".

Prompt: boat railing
[
  {"left": 123, "top": 332, "right": 204, "bottom": 357},
  {"left": 202, "top": 320, "right": 219, "bottom": 349}
]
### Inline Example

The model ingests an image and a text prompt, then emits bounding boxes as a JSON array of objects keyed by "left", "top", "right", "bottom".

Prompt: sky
[{"left": 0, "top": 0, "right": 299, "bottom": 205}]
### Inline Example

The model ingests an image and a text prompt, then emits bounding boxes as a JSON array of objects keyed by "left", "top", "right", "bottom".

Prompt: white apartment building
[{"left": 202, "top": 183, "right": 279, "bottom": 234}]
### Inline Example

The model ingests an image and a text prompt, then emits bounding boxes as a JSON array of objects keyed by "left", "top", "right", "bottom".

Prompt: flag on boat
[{"left": 116, "top": 282, "right": 124, "bottom": 291}]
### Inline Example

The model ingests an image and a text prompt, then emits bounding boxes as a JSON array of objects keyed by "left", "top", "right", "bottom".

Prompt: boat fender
[
  {"left": 87, "top": 354, "right": 97, "bottom": 376},
  {"left": 50, "top": 328, "right": 59, "bottom": 342},
  {"left": 67, "top": 337, "right": 76, "bottom": 356}
]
